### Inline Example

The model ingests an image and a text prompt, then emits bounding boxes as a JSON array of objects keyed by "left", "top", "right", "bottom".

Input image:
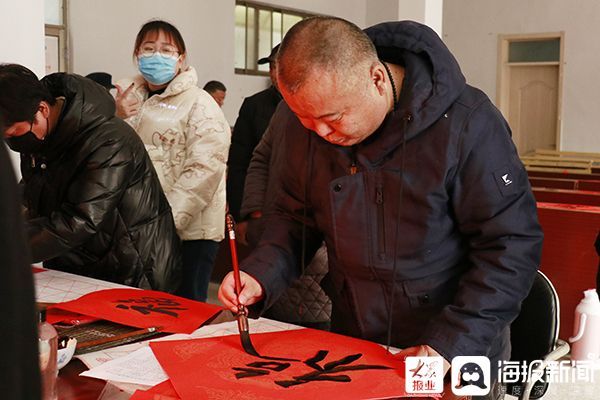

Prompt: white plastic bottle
[
  {"left": 569, "top": 289, "right": 600, "bottom": 362},
  {"left": 39, "top": 309, "right": 58, "bottom": 400}
]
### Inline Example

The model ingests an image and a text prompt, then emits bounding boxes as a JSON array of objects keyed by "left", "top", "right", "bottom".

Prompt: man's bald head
[{"left": 276, "top": 17, "right": 378, "bottom": 94}]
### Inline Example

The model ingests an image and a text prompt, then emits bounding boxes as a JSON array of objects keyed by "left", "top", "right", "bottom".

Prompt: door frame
[{"left": 496, "top": 32, "right": 565, "bottom": 152}]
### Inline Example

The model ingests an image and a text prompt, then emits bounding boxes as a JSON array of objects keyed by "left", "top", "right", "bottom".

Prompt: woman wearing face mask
[{"left": 115, "top": 20, "right": 231, "bottom": 302}]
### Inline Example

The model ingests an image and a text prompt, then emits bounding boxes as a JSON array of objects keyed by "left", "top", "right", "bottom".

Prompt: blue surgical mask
[{"left": 137, "top": 54, "right": 179, "bottom": 85}]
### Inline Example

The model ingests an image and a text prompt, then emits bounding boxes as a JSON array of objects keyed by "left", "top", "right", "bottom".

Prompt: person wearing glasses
[{"left": 115, "top": 20, "right": 231, "bottom": 302}]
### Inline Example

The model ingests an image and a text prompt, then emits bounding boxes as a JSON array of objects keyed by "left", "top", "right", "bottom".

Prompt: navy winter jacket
[{"left": 242, "top": 21, "right": 543, "bottom": 362}]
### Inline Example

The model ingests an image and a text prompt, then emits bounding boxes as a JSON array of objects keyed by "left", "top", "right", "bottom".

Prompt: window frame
[
  {"left": 45, "top": 0, "right": 68, "bottom": 74},
  {"left": 235, "top": 1, "right": 315, "bottom": 76}
]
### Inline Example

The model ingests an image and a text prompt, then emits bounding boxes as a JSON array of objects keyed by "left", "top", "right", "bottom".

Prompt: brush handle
[{"left": 226, "top": 214, "right": 243, "bottom": 298}]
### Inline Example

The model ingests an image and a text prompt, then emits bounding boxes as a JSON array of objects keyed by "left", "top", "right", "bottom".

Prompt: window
[
  {"left": 235, "top": 1, "right": 314, "bottom": 75},
  {"left": 508, "top": 39, "right": 560, "bottom": 63},
  {"left": 45, "top": 0, "right": 68, "bottom": 74}
]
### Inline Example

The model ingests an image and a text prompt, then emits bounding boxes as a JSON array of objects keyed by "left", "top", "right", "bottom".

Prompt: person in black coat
[
  {"left": 0, "top": 119, "right": 41, "bottom": 399},
  {"left": 227, "top": 45, "right": 282, "bottom": 224},
  {"left": 0, "top": 64, "right": 182, "bottom": 292}
]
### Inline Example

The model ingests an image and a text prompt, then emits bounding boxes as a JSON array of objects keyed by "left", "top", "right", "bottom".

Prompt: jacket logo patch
[{"left": 492, "top": 166, "right": 518, "bottom": 197}]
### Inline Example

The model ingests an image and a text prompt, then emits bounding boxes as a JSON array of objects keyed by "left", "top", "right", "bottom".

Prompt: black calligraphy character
[
  {"left": 233, "top": 361, "right": 292, "bottom": 379},
  {"left": 149, "top": 297, "right": 182, "bottom": 307},
  {"left": 116, "top": 297, "right": 183, "bottom": 307},
  {"left": 115, "top": 303, "right": 186, "bottom": 317},
  {"left": 275, "top": 350, "right": 392, "bottom": 388}
]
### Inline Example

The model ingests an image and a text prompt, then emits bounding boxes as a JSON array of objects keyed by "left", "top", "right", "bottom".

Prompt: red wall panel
[{"left": 537, "top": 203, "right": 600, "bottom": 340}]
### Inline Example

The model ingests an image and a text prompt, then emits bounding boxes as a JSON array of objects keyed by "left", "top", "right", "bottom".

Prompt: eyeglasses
[{"left": 139, "top": 45, "right": 180, "bottom": 59}]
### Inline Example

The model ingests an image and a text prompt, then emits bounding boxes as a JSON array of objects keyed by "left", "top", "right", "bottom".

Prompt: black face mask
[{"left": 6, "top": 121, "right": 46, "bottom": 154}]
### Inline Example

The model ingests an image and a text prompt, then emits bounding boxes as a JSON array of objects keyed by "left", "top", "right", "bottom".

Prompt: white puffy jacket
[{"left": 117, "top": 67, "right": 231, "bottom": 241}]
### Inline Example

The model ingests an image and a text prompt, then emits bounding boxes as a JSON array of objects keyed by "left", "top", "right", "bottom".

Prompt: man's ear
[
  {"left": 37, "top": 101, "right": 51, "bottom": 119},
  {"left": 371, "top": 63, "right": 387, "bottom": 95}
]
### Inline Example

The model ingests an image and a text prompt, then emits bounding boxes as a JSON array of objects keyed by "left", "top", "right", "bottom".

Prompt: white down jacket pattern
[{"left": 117, "top": 67, "right": 231, "bottom": 241}]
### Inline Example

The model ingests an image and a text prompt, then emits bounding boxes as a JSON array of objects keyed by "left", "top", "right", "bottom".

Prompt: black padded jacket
[{"left": 20, "top": 73, "right": 182, "bottom": 292}]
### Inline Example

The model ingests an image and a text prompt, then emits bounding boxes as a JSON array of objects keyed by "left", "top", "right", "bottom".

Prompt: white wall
[
  {"left": 4, "top": 1, "right": 597, "bottom": 152},
  {"left": 397, "top": 0, "right": 442, "bottom": 36},
  {"left": 0, "top": 0, "right": 46, "bottom": 174},
  {"left": 423, "top": 0, "right": 443, "bottom": 37},
  {"left": 443, "top": 0, "right": 600, "bottom": 152},
  {"left": 366, "top": 0, "right": 398, "bottom": 27},
  {"left": 0, "top": 0, "right": 45, "bottom": 73},
  {"left": 366, "top": 0, "right": 443, "bottom": 35},
  {"left": 69, "top": 0, "right": 366, "bottom": 126}
]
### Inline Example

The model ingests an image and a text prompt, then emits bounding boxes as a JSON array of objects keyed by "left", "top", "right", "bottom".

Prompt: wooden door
[
  {"left": 497, "top": 33, "right": 564, "bottom": 156},
  {"left": 508, "top": 65, "right": 559, "bottom": 155}
]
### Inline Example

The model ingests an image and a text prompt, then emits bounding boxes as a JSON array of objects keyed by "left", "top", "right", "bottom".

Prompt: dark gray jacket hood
[{"left": 364, "top": 21, "right": 466, "bottom": 144}]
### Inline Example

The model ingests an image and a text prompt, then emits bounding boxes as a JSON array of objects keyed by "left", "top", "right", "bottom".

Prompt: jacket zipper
[
  {"left": 376, "top": 182, "right": 386, "bottom": 260},
  {"left": 349, "top": 146, "right": 358, "bottom": 175}
]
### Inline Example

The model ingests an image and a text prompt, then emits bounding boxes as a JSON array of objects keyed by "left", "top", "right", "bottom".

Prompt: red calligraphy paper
[
  {"left": 130, "top": 380, "right": 181, "bottom": 400},
  {"left": 130, "top": 393, "right": 180, "bottom": 400},
  {"left": 150, "top": 328, "right": 408, "bottom": 400},
  {"left": 52, "top": 289, "right": 222, "bottom": 334},
  {"left": 46, "top": 308, "right": 99, "bottom": 325}
]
